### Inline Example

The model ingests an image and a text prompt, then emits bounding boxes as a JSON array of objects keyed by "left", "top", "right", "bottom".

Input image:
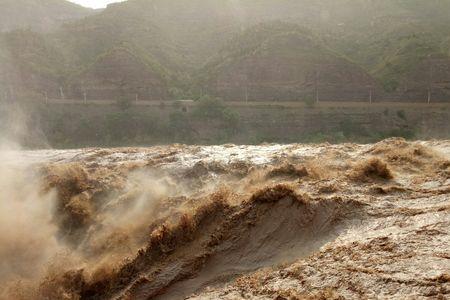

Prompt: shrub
[
  {"left": 396, "top": 110, "right": 406, "bottom": 120},
  {"left": 192, "top": 95, "right": 239, "bottom": 126},
  {"left": 304, "top": 96, "right": 315, "bottom": 108},
  {"left": 116, "top": 96, "right": 132, "bottom": 111}
]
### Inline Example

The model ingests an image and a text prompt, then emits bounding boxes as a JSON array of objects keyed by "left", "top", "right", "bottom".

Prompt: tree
[{"left": 116, "top": 96, "right": 132, "bottom": 111}]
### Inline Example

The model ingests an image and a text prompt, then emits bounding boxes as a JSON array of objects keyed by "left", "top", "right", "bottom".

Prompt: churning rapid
[{"left": 0, "top": 138, "right": 449, "bottom": 299}]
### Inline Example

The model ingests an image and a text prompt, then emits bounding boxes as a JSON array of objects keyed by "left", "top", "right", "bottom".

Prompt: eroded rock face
[{"left": 0, "top": 139, "right": 449, "bottom": 299}]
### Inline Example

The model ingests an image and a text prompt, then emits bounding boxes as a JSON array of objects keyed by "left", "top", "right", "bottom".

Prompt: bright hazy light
[{"left": 69, "top": 0, "right": 126, "bottom": 9}]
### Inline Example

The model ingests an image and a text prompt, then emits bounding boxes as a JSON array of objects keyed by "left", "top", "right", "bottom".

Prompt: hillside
[
  {"left": 68, "top": 45, "right": 171, "bottom": 100},
  {"left": 200, "top": 23, "right": 378, "bottom": 102},
  {"left": 1, "top": 0, "right": 450, "bottom": 102},
  {"left": 0, "top": 30, "right": 65, "bottom": 100},
  {"left": 0, "top": 0, "right": 95, "bottom": 32}
]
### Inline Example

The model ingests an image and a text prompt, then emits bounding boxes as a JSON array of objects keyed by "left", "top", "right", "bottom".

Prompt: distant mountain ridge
[
  {"left": 0, "top": 0, "right": 95, "bottom": 32},
  {"left": 1, "top": 0, "right": 450, "bottom": 102}
]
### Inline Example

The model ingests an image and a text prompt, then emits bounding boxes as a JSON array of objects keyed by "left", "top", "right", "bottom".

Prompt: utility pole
[
  {"left": 369, "top": 88, "right": 373, "bottom": 104},
  {"left": 59, "top": 86, "right": 65, "bottom": 100},
  {"left": 428, "top": 55, "right": 432, "bottom": 104},
  {"left": 82, "top": 82, "right": 87, "bottom": 104},
  {"left": 9, "top": 85, "right": 14, "bottom": 101},
  {"left": 245, "top": 67, "right": 250, "bottom": 103},
  {"left": 315, "top": 68, "right": 320, "bottom": 103},
  {"left": 44, "top": 91, "right": 48, "bottom": 104},
  {"left": 245, "top": 86, "right": 249, "bottom": 103},
  {"left": 136, "top": 93, "right": 139, "bottom": 104}
]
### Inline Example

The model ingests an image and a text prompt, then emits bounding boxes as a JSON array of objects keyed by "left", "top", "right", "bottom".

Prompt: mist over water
[
  {"left": 0, "top": 106, "right": 59, "bottom": 297},
  {"left": 0, "top": 157, "right": 58, "bottom": 283},
  {"left": 0, "top": 131, "right": 190, "bottom": 298}
]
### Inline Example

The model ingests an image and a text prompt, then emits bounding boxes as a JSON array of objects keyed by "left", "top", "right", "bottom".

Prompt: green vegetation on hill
[
  {"left": 199, "top": 23, "right": 314, "bottom": 78},
  {"left": 372, "top": 34, "right": 443, "bottom": 92},
  {"left": 199, "top": 22, "right": 377, "bottom": 101},
  {"left": 3, "top": 30, "right": 66, "bottom": 78},
  {"left": 2, "top": 0, "right": 450, "bottom": 101}
]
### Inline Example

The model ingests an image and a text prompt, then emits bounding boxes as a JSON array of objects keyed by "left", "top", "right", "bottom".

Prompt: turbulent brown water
[{"left": 0, "top": 138, "right": 449, "bottom": 299}]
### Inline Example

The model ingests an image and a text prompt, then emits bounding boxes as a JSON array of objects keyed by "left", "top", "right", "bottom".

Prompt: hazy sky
[{"left": 69, "top": 0, "right": 126, "bottom": 9}]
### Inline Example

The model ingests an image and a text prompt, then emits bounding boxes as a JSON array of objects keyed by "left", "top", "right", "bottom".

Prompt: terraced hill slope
[{"left": 1, "top": 0, "right": 450, "bottom": 101}]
